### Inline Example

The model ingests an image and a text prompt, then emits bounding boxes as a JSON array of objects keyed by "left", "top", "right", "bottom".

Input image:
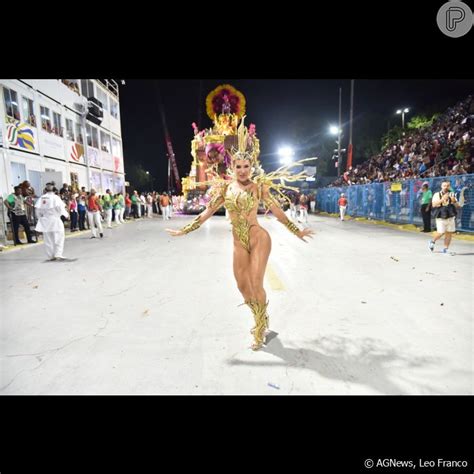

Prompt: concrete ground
[{"left": 0, "top": 213, "right": 472, "bottom": 395}]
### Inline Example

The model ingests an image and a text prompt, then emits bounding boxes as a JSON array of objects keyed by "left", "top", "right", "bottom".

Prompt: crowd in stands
[{"left": 330, "top": 95, "right": 474, "bottom": 188}]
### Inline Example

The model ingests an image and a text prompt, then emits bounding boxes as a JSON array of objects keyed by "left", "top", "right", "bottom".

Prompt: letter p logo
[
  {"left": 437, "top": 1, "right": 473, "bottom": 37},
  {"left": 446, "top": 7, "right": 465, "bottom": 31}
]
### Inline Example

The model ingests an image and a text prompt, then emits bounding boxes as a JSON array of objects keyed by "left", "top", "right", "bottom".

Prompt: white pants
[
  {"left": 162, "top": 205, "right": 170, "bottom": 220},
  {"left": 115, "top": 208, "right": 125, "bottom": 224},
  {"left": 88, "top": 211, "right": 103, "bottom": 237},
  {"left": 299, "top": 207, "right": 308, "bottom": 223},
  {"left": 147, "top": 204, "right": 153, "bottom": 218},
  {"left": 43, "top": 230, "right": 65, "bottom": 259},
  {"left": 105, "top": 209, "right": 113, "bottom": 228},
  {"left": 290, "top": 205, "right": 297, "bottom": 220},
  {"left": 340, "top": 206, "right": 347, "bottom": 220},
  {"left": 310, "top": 201, "right": 316, "bottom": 213}
]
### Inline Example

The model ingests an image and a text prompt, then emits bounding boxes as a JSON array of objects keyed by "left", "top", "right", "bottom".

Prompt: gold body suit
[{"left": 208, "top": 180, "right": 277, "bottom": 252}]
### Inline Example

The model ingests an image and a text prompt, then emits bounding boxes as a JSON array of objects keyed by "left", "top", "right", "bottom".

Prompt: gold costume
[
  {"left": 246, "top": 299, "right": 269, "bottom": 350},
  {"left": 177, "top": 113, "right": 313, "bottom": 350}
]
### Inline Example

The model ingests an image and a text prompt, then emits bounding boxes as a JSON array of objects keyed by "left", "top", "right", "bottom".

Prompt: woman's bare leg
[
  {"left": 246, "top": 228, "right": 272, "bottom": 349},
  {"left": 248, "top": 228, "right": 271, "bottom": 303},
  {"left": 233, "top": 242, "right": 253, "bottom": 302}
]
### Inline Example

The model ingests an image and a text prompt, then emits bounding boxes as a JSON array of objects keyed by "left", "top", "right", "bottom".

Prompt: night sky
[{"left": 119, "top": 79, "right": 474, "bottom": 191}]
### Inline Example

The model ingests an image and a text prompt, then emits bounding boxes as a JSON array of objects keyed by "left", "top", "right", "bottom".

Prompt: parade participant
[
  {"left": 167, "top": 118, "right": 314, "bottom": 350},
  {"left": 35, "top": 182, "right": 72, "bottom": 261},
  {"left": 338, "top": 193, "right": 348, "bottom": 221},
  {"left": 299, "top": 193, "right": 308, "bottom": 224}
]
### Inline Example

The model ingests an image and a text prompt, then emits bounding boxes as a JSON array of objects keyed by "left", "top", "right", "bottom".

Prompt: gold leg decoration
[{"left": 246, "top": 300, "right": 269, "bottom": 350}]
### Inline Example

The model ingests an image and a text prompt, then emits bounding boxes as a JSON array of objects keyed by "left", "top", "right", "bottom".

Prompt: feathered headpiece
[{"left": 229, "top": 116, "right": 259, "bottom": 165}]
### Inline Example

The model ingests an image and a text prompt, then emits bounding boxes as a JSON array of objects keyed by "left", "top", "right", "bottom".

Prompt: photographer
[{"left": 428, "top": 180, "right": 461, "bottom": 255}]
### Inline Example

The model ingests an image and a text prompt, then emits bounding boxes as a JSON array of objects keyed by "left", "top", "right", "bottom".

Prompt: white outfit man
[
  {"left": 146, "top": 194, "right": 153, "bottom": 218},
  {"left": 139, "top": 194, "right": 146, "bottom": 218},
  {"left": 35, "top": 184, "right": 70, "bottom": 261}
]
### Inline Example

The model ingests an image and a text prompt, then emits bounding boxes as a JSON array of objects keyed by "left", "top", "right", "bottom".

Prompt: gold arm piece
[
  {"left": 181, "top": 216, "right": 201, "bottom": 235},
  {"left": 284, "top": 219, "right": 300, "bottom": 235}
]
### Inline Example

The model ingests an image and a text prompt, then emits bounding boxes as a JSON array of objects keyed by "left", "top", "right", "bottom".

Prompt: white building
[{"left": 0, "top": 79, "right": 125, "bottom": 198}]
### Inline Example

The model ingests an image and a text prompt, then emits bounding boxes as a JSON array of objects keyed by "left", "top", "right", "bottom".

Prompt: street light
[
  {"left": 329, "top": 87, "right": 344, "bottom": 176},
  {"left": 396, "top": 107, "right": 409, "bottom": 128},
  {"left": 146, "top": 171, "right": 150, "bottom": 175},
  {"left": 278, "top": 146, "right": 295, "bottom": 165}
]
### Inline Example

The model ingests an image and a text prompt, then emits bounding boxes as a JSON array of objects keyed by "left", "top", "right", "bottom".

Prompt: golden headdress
[{"left": 229, "top": 116, "right": 260, "bottom": 166}]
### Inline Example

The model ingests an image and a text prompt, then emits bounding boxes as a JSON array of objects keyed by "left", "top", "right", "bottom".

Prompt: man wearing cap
[
  {"left": 35, "top": 182, "right": 72, "bottom": 261},
  {"left": 420, "top": 182, "right": 433, "bottom": 233},
  {"left": 338, "top": 193, "right": 348, "bottom": 221}
]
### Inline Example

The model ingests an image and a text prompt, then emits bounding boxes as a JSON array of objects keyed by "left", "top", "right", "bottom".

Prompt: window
[
  {"left": 110, "top": 98, "right": 119, "bottom": 119},
  {"left": 11, "top": 162, "right": 27, "bottom": 184},
  {"left": 75, "top": 122, "right": 83, "bottom": 144},
  {"left": 40, "top": 106, "right": 52, "bottom": 132},
  {"left": 66, "top": 118, "right": 75, "bottom": 141},
  {"left": 96, "top": 88, "right": 108, "bottom": 112},
  {"left": 91, "top": 125, "right": 99, "bottom": 148},
  {"left": 61, "top": 79, "right": 80, "bottom": 95},
  {"left": 86, "top": 123, "right": 92, "bottom": 146},
  {"left": 111, "top": 137, "right": 121, "bottom": 157},
  {"left": 100, "top": 130, "right": 111, "bottom": 153},
  {"left": 80, "top": 80, "right": 94, "bottom": 98},
  {"left": 52, "top": 112, "right": 63, "bottom": 137},
  {"left": 22, "top": 97, "right": 36, "bottom": 127},
  {"left": 3, "top": 87, "right": 20, "bottom": 121}
]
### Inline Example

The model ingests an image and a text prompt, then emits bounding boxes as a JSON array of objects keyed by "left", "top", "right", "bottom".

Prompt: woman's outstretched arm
[{"left": 166, "top": 187, "right": 225, "bottom": 237}]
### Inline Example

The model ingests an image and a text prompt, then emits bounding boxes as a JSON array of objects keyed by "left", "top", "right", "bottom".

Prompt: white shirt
[{"left": 35, "top": 192, "right": 68, "bottom": 232}]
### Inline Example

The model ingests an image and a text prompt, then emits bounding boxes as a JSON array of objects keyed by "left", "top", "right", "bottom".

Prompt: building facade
[{"left": 0, "top": 79, "right": 125, "bottom": 198}]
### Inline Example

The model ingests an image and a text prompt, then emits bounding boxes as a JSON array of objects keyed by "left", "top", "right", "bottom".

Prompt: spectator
[
  {"left": 87, "top": 189, "right": 103, "bottom": 239},
  {"left": 77, "top": 192, "right": 87, "bottom": 231},
  {"left": 69, "top": 193, "right": 79, "bottom": 231},
  {"left": 102, "top": 189, "right": 113, "bottom": 229},
  {"left": 125, "top": 192, "right": 132, "bottom": 219},
  {"left": 420, "top": 182, "right": 433, "bottom": 232},
  {"left": 5, "top": 186, "right": 36, "bottom": 245}
]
